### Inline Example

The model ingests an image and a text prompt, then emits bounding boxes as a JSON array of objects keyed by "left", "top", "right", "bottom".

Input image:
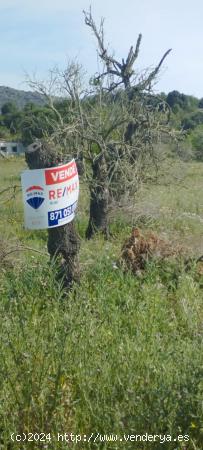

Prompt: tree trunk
[
  {"left": 25, "top": 141, "right": 80, "bottom": 287},
  {"left": 86, "top": 155, "right": 109, "bottom": 239}
]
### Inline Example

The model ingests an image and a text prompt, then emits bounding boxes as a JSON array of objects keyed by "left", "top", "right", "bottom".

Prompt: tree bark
[
  {"left": 25, "top": 141, "right": 80, "bottom": 287},
  {"left": 86, "top": 155, "right": 109, "bottom": 239}
]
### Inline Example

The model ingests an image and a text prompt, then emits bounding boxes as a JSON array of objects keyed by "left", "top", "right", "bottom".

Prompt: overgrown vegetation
[
  {"left": 1, "top": 10, "right": 203, "bottom": 450},
  {"left": 0, "top": 157, "right": 203, "bottom": 449}
]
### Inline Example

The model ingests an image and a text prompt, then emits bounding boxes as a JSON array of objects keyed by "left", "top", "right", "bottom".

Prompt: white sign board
[{"left": 21, "top": 160, "right": 79, "bottom": 229}]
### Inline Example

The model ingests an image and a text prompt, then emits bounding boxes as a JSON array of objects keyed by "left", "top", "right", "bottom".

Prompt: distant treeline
[{"left": 1, "top": 87, "right": 203, "bottom": 160}]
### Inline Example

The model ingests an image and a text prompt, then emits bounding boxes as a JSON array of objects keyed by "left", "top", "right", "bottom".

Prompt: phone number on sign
[{"left": 48, "top": 201, "right": 77, "bottom": 226}]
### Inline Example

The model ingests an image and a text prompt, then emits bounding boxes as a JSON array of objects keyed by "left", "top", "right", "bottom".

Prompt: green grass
[{"left": 0, "top": 157, "right": 203, "bottom": 449}]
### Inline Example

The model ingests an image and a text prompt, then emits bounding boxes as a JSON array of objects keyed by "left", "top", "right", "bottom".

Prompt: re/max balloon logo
[{"left": 26, "top": 185, "right": 45, "bottom": 209}]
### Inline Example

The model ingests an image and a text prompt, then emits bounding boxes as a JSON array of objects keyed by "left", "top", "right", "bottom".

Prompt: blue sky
[{"left": 0, "top": 0, "right": 203, "bottom": 97}]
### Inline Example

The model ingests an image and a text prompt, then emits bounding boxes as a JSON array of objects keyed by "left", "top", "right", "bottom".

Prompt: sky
[{"left": 0, "top": 0, "right": 203, "bottom": 97}]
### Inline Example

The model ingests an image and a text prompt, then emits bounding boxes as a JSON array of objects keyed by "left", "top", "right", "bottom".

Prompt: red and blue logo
[{"left": 26, "top": 185, "right": 45, "bottom": 209}]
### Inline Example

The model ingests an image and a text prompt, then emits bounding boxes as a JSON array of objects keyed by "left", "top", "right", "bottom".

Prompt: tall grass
[{"left": 0, "top": 158, "right": 203, "bottom": 449}]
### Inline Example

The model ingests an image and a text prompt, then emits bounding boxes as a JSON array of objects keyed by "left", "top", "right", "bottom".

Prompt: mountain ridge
[{"left": 0, "top": 86, "right": 47, "bottom": 111}]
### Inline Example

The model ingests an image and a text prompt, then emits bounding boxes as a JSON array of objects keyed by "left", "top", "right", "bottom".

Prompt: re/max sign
[
  {"left": 49, "top": 181, "right": 78, "bottom": 200},
  {"left": 45, "top": 161, "right": 77, "bottom": 185}
]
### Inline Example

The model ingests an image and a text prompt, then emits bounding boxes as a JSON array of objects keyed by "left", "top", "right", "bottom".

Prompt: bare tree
[
  {"left": 82, "top": 8, "right": 173, "bottom": 237},
  {"left": 83, "top": 8, "right": 171, "bottom": 92},
  {"left": 26, "top": 11, "right": 174, "bottom": 239}
]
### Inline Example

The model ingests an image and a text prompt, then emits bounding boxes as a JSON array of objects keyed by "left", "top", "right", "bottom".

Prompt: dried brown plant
[{"left": 120, "top": 227, "right": 184, "bottom": 274}]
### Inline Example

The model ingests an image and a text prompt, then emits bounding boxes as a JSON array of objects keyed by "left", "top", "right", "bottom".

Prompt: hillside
[{"left": 0, "top": 85, "right": 46, "bottom": 110}]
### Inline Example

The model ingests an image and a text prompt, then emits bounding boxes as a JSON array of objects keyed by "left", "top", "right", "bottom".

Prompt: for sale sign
[{"left": 21, "top": 160, "right": 79, "bottom": 229}]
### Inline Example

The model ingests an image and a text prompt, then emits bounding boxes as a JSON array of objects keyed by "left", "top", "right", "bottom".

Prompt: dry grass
[
  {"left": 0, "top": 237, "right": 23, "bottom": 269},
  {"left": 120, "top": 227, "right": 186, "bottom": 275}
]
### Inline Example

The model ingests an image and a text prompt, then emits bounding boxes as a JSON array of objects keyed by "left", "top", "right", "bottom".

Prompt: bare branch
[
  {"left": 135, "top": 48, "right": 172, "bottom": 91},
  {"left": 131, "top": 33, "right": 142, "bottom": 64},
  {"left": 83, "top": 8, "right": 122, "bottom": 74}
]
